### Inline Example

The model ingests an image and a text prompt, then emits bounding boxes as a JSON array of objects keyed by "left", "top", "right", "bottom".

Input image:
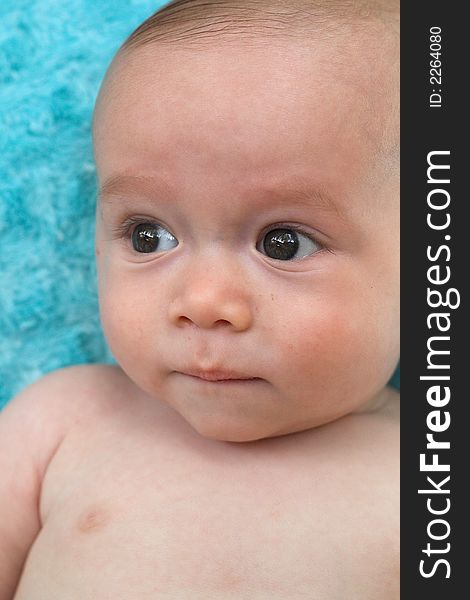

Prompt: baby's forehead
[
  {"left": 102, "top": 36, "right": 396, "bottom": 166},
  {"left": 94, "top": 8, "right": 398, "bottom": 202},
  {"left": 108, "top": 20, "right": 396, "bottom": 121}
]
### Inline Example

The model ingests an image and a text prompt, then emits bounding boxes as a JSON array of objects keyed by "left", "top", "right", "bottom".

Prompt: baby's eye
[
  {"left": 131, "top": 222, "right": 178, "bottom": 254},
  {"left": 258, "top": 227, "right": 320, "bottom": 261}
]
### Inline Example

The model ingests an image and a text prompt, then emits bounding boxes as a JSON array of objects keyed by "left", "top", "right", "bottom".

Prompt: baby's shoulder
[
  {"left": 34, "top": 362, "right": 134, "bottom": 415},
  {"left": 2, "top": 364, "right": 132, "bottom": 450}
]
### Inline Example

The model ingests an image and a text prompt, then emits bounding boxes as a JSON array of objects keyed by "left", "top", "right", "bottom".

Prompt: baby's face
[{"left": 93, "top": 29, "right": 399, "bottom": 441}]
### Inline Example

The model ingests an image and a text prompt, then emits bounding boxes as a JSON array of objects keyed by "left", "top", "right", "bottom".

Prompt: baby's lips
[{"left": 179, "top": 367, "right": 259, "bottom": 382}]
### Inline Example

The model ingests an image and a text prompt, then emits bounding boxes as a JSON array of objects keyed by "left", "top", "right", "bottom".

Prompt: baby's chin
[
  {"left": 180, "top": 412, "right": 277, "bottom": 443},
  {"left": 171, "top": 405, "right": 333, "bottom": 443},
  {"left": 175, "top": 395, "right": 396, "bottom": 443}
]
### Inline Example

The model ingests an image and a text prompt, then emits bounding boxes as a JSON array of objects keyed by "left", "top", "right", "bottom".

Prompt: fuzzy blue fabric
[
  {"left": 0, "top": 0, "right": 399, "bottom": 409},
  {"left": 0, "top": 0, "right": 167, "bottom": 408}
]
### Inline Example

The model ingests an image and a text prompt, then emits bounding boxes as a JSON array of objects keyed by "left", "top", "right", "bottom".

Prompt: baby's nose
[{"left": 168, "top": 264, "right": 253, "bottom": 332}]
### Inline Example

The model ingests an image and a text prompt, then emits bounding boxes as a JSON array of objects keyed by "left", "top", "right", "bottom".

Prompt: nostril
[
  {"left": 173, "top": 315, "right": 196, "bottom": 329},
  {"left": 214, "top": 319, "right": 231, "bottom": 328},
  {"left": 178, "top": 316, "right": 193, "bottom": 326},
  {"left": 176, "top": 316, "right": 234, "bottom": 329}
]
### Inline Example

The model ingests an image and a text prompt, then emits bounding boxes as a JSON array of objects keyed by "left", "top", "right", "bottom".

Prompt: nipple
[{"left": 77, "top": 505, "right": 109, "bottom": 534}]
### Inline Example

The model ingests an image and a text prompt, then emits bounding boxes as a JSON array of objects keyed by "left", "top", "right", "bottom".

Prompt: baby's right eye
[{"left": 130, "top": 222, "right": 178, "bottom": 254}]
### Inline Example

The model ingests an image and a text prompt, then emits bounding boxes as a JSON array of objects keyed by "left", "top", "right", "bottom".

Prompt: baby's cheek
[
  {"left": 285, "top": 299, "right": 377, "bottom": 382},
  {"left": 307, "top": 298, "right": 397, "bottom": 396},
  {"left": 99, "top": 281, "right": 147, "bottom": 360}
]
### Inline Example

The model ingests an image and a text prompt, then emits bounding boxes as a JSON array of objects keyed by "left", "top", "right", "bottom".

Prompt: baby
[{"left": 0, "top": 0, "right": 400, "bottom": 598}]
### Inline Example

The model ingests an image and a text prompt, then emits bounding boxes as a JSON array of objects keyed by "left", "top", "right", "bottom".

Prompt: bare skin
[
  {"left": 9, "top": 364, "right": 399, "bottom": 599},
  {"left": 1, "top": 14, "right": 400, "bottom": 600}
]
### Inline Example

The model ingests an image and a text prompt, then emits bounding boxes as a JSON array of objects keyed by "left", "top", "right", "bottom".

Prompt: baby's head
[{"left": 93, "top": 0, "right": 399, "bottom": 442}]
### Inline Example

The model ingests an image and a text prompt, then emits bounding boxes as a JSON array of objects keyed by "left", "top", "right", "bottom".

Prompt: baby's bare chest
[{"left": 15, "top": 417, "right": 398, "bottom": 599}]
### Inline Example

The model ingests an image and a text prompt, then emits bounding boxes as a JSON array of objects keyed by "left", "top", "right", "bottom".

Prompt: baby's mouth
[{"left": 179, "top": 368, "right": 261, "bottom": 383}]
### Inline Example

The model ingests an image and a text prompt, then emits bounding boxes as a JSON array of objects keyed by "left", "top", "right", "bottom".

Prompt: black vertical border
[{"left": 401, "top": 2, "right": 467, "bottom": 598}]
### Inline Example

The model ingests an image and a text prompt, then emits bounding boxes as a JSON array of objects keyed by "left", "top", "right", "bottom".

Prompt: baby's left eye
[{"left": 258, "top": 227, "right": 321, "bottom": 261}]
